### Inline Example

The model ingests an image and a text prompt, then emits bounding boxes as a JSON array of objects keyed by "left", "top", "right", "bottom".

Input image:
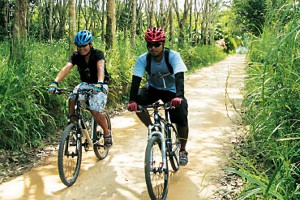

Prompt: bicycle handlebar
[
  {"left": 47, "top": 87, "right": 92, "bottom": 95},
  {"left": 137, "top": 101, "right": 174, "bottom": 112},
  {"left": 55, "top": 88, "right": 73, "bottom": 94}
]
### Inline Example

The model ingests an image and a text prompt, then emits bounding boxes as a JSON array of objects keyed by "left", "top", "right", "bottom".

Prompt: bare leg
[
  {"left": 90, "top": 110, "right": 109, "bottom": 135},
  {"left": 68, "top": 98, "right": 77, "bottom": 122},
  {"left": 136, "top": 111, "right": 152, "bottom": 127},
  {"left": 91, "top": 110, "right": 112, "bottom": 148}
]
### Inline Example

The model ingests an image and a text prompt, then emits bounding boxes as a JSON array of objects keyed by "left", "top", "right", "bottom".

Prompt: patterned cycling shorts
[{"left": 69, "top": 82, "right": 108, "bottom": 112}]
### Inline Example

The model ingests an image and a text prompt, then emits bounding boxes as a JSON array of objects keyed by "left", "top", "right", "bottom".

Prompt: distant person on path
[
  {"left": 127, "top": 27, "right": 189, "bottom": 165},
  {"left": 48, "top": 30, "right": 112, "bottom": 149}
]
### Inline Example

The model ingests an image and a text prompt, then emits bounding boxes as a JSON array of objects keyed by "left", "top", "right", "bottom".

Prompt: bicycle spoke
[
  {"left": 165, "top": 125, "right": 180, "bottom": 172},
  {"left": 58, "top": 124, "right": 82, "bottom": 187},
  {"left": 93, "top": 111, "right": 111, "bottom": 160},
  {"left": 145, "top": 136, "right": 169, "bottom": 200}
]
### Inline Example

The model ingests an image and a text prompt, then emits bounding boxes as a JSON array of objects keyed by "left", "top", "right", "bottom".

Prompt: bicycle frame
[
  {"left": 56, "top": 87, "right": 111, "bottom": 186},
  {"left": 80, "top": 114, "right": 94, "bottom": 148},
  {"left": 54, "top": 87, "right": 104, "bottom": 147},
  {"left": 71, "top": 89, "right": 95, "bottom": 147},
  {"left": 148, "top": 126, "right": 168, "bottom": 170},
  {"left": 143, "top": 101, "right": 181, "bottom": 200},
  {"left": 146, "top": 102, "right": 173, "bottom": 171}
]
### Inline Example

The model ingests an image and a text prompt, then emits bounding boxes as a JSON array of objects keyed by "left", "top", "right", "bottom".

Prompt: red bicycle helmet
[{"left": 145, "top": 27, "right": 166, "bottom": 42}]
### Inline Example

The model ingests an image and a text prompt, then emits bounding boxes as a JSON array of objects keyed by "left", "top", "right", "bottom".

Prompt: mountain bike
[
  {"left": 138, "top": 101, "right": 181, "bottom": 200},
  {"left": 54, "top": 88, "right": 111, "bottom": 187}
]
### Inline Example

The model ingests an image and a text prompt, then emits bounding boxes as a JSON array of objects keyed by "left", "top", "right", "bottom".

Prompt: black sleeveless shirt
[{"left": 68, "top": 48, "right": 109, "bottom": 84}]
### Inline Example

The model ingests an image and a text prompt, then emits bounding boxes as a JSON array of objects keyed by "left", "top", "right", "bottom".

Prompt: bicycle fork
[{"left": 148, "top": 124, "right": 168, "bottom": 171}]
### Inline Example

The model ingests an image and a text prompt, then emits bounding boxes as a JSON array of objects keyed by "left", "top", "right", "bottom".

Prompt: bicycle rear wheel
[
  {"left": 93, "top": 111, "right": 111, "bottom": 159},
  {"left": 167, "top": 125, "right": 180, "bottom": 171},
  {"left": 145, "top": 135, "right": 169, "bottom": 200},
  {"left": 58, "top": 123, "right": 82, "bottom": 186}
]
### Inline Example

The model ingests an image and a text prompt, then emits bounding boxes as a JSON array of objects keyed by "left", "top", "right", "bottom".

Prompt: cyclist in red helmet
[
  {"left": 128, "top": 27, "right": 189, "bottom": 166},
  {"left": 145, "top": 27, "right": 166, "bottom": 42},
  {"left": 48, "top": 30, "right": 112, "bottom": 149}
]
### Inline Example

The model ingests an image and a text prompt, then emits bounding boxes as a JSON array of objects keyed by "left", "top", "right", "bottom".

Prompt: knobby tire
[
  {"left": 167, "top": 125, "right": 180, "bottom": 172},
  {"left": 58, "top": 123, "right": 82, "bottom": 187},
  {"left": 93, "top": 111, "right": 111, "bottom": 159},
  {"left": 145, "top": 135, "right": 169, "bottom": 200}
]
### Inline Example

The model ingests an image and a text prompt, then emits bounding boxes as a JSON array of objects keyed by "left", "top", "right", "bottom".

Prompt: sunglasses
[
  {"left": 77, "top": 44, "right": 89, "bottom": 48},
  {"left": 147, "top": 42, "right": 163, "bottom": 48}
]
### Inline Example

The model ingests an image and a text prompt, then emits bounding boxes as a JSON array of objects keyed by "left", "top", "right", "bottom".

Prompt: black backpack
[{"left": 145, "top": 47, "right": 174, "bottom": 75}]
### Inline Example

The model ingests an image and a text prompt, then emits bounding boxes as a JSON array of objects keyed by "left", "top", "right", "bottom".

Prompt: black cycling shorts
[{"left": 136, "top": 85, "right": 188, "bottom": 127}]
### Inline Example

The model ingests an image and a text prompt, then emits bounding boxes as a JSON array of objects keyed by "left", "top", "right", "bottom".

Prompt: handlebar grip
[
  {"left": 137, "top": 105, "right": 146, "bottom": 112},
  {"left": 47, "top": 87, "right": 73, "bottom": 94},
  {"left": 54, "top": 90, "right": 62, "bottom": 95}
]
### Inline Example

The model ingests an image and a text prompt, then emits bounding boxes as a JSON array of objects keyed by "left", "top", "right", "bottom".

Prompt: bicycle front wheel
[
  {"left": 93, "top": 111, "right": 111, "bottom": 160},
  {"left": 57, "top": 123, "right": 82, "bottom": 186},
  {"left": 145, "top": 135, "right": 169, "bottom": 200},
  {"left": 167, "top": 125, "right": 180, "bottom": 171}
]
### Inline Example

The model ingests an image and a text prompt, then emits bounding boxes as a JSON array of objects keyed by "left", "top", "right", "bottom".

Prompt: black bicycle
[
  {"left": 54, "top": 88, "right": 111, "bottom": 186},
  {"left": 139, "top": 101, "right": 180, "bottom": 200}
]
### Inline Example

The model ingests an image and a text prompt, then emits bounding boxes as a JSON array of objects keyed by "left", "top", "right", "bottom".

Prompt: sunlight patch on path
[{"left": 167, "top": 54, "right": 246, "bottom": 199}]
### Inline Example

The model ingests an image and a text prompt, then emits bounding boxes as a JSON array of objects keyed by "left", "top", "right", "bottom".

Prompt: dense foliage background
[
  {"left": 228, "top": 0, "right": 300, "bottom": 199},
  {"left": 0, "top": 0, "right": 231, "bottom": 151},
  {"left": 2, "top": 0, "right": 300, "bottom": 198},
  {"left": 0, "top": 36, "right": 227, "bottom": 149}
]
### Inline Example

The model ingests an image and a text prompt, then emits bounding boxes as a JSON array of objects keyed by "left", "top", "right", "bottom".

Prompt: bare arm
[
  {"left": 97, "top": 59, "right": 105, "bottom": 83},
  {"left": 54, "top": 62, "right": 74, "bottom": 83}
]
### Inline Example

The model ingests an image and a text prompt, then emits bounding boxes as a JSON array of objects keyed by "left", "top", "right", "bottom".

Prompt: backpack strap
[
  {"left": 146, "top": 52, "right": 151, "bottom": 75},
  {"left": 146, "top": 47, "right": 173, "bottom": 75},
  {"left": 164, "top": 47, "right": 173, "bottom": 74}
]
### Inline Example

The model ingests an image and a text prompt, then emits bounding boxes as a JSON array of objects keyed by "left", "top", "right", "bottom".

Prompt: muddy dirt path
[{"left": 0, "top": 54, "right": 246, "bottom": 200}]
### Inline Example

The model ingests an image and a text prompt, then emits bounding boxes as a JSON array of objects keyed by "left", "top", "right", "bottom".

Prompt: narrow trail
[{"left": 0, "top": 54, "right": 246, "bottom": 200}]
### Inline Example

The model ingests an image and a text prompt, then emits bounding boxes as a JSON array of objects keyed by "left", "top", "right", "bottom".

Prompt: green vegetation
[
  {"left": 229, "top": 0, "right": 300, "bottom": 199},
  {"left": 0, "top": 37, "right": 226, "bottom": 150}
]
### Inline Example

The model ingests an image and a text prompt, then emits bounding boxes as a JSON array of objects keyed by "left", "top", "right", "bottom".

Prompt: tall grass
[
  {"left": 230, "top": 0, "right": 300, "bottom": 199},
  {"left": 0, "top": 40, "right": 69, "bottom": 149},
  {"left": 0, "top": 36, "right": 226, "bottom": 150}
]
